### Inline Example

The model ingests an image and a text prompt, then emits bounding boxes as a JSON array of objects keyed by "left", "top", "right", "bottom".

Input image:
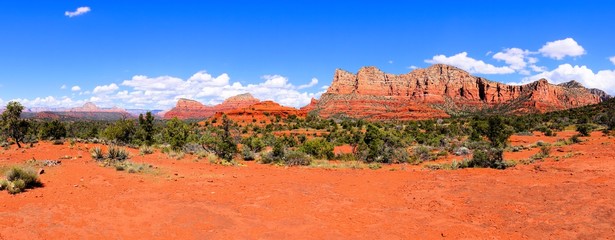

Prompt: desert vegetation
[{"left": 1, "top": 98, "right": 614, "bottom": 174}]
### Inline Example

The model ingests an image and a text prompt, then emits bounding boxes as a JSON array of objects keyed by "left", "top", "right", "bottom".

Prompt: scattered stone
[{"left": 38, "top": 168, "right": 45, "bottom": 175}]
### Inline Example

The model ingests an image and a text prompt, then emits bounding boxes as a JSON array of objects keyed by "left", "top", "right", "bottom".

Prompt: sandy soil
[{"left": 0, "top": 131, "right": 614, "bottom": 239}]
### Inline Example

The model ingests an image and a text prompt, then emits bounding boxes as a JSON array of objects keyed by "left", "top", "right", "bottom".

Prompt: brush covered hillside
[{"left": 312, "top": 64, "right": 605, "bottom": 120}]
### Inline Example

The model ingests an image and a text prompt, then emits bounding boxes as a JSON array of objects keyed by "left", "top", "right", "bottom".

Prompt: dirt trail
[{"left": 1, "top": 131, "right": 614, "bottom": 239}]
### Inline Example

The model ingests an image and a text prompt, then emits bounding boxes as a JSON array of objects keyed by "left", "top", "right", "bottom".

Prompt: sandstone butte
[
  {"left": 164, "top": 93, "right": 260, "bottom": 120},
  {"left": 210, "top": 100, "right": 307, "bottom": 125},
  {"left": 312, "top": 64, "right": 604, "bottom": 120}
]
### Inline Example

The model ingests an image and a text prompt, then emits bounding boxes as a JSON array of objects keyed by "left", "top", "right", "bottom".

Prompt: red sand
[{"left": 1, "top": 131, "right": 614, "bottom": 239}]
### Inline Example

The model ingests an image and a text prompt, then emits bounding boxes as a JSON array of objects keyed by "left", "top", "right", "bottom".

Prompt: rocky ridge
[
  {"left": 164, "top": 93, "right": 260, "bottom": 119},
  {"left": 312, "top": 64, "right": 603, "bottom": 119}
]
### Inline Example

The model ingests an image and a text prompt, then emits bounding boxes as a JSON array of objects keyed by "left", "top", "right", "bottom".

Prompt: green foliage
[
  {"left": 485, "top": 116, "right": 513, "bottom": 148},
  {"left": 163, "top": 117, "right": 190, "bottom": 150},
  {"left": 102, "top": 119, "right": 136, "bottom": 144},
  {"left": 39, "top": 120, "right": 67, "bottom": 140},
  {"left": 200, "top": 115, "right": 237, "bottom": 161},
  {"left": 466, "top": 148, "right": 508, "bottom": 169},
  {"left": 135, "top": 112, "right": 156, "bottom": 146},
  {"left": 283, "top": 150, "right": 312, "bottom": 166},
  {"left": 576, "top": 124, "right": 592, "bottom": 136},
  {"left": 241, "top": 146, "right": 256, "bottom": 161},
  {"left": 1, "top": 101, "right": 29, "bottom": 148},
  {"left": 241, "top": 136, "right": 266, "bottom": 153},
  {"left": 299, "top": 137, "right": 334, "bottom": 159},
  {"left": 3, "top": 166, "right": 42, "bottom": 194}
]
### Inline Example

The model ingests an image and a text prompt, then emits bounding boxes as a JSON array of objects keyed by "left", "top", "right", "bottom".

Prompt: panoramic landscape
[{"left": 1, "top": 2, "right": 615, "bottom": 239}]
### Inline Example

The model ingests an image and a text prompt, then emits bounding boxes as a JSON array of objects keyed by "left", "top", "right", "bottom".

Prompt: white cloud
[
  {"left": 408, "top": 65, "right": 418, "bottom": 70},
  {"left": 610, "top": 56, "right": 615, "bottom": 65},
  {"left": 61, "top": 84, "right": 67, "bottom": 89},
  {"left": 92, "top": 83, "right": 119, "bottom": 94},
  {"left": 71, "top": 86, "right": 81, "bottom": 91},
  {"left": 116, "top": 71, "right": 324, "bottom": 109},
  {"left": 426, "top": 52, "right": 515, "bottom": 74},
  {"left": 297, "top": 78, "right": 318, "bottom": 89},
  {"left": 538, "top": 38, "right": 585, "bottom": 60},
  {"left": 10, "top": 96, "right": 82, "bottom": 108},
  {"left": 523, "top": 64, "right": 615, "bottom": 94},
  {"left": 65, "top": 6, "right": 91, "bottom": 18},
  {"left": 388, "top": 60, "right": 394, "bottom": 64},
  {"left": 493, "top": 48, "right": 530, "bottom": 70}
]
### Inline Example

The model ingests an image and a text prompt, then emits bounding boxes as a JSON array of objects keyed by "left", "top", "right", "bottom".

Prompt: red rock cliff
[{"left": 316, "top": 64, "right": 603, "bottom": 119}]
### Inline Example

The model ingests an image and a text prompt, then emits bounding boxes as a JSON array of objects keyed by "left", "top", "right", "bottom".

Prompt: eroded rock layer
[{"left": 314, "top": 64, "right": 603, "bottom": 119}]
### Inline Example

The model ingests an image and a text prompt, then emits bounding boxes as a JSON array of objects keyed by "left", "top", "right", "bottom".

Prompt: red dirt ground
[{"left": 1, "top": 131, "right": 614, "bottom": 239}]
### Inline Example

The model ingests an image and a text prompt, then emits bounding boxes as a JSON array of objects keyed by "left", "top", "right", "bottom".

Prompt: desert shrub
[
  {"left": 139, "top": 145, "right": 154, "bottom": 155},
  {"left": 6, "top": 167, "right": 42, "bottom": 188},
  {"left": 113, "top": 161, "right": 153, "bottom": 174},
  {"left": 3, "top": 166, "right": 42, "bottom": 194},
  {"left": 242, "top": 147, "right": 256, "bottom": 161},
  {"left": 91, "top": 147, "right": 104, "bottom": 160},
  {"left": 107, "top": 146, "right": 129, "bottom": 161},
  {"left": 367, "top": 163, "right": 382, "bottom": 170},
  {"left": 0, "top": 179, "right": 9, "bottom": 190},
  {"left": 454, "top": 147, "right": 470, "bottom": 156},
  {"left": 466, "top": 148, "right": 508, "bottom": 169},
  {"left": 299, "top": 137, "right": 334, "bottom": 159},
  {"left": 413, "top": 145, "right": 432, "bottom": 162},
  {"left": 576, "top": 124, "right": 592, "bottom": 137},
  {"left": 284, "top": 150, "right": 312, "bottom": 166},
  {"left": 570, "top": 134, "right": 582, "bottom": 143},
  {"left": 7, "top": 179, "right": 26, "bottom": 194}
]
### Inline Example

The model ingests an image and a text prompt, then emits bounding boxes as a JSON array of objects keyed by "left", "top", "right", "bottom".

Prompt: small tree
[
  {"left": 163, "top": 117, "right": 190, "bottom": 150},
  {"left": 1, "top": 101, "right": 29, "bottom": 148},
  {"left": 136, "top": 112, "right": 155, "bottom": 145},
  {"left": 200, "top": 115, "right": 237, "bottom": 161}
]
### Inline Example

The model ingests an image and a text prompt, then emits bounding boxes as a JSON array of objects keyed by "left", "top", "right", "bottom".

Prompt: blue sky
[{"left": 1, "top": 1, "right": 614, "bottom": 109}]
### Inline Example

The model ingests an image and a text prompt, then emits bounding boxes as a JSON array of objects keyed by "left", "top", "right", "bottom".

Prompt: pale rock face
[{"left": 316, "top": 64, "right": 603, "bottom": 120}]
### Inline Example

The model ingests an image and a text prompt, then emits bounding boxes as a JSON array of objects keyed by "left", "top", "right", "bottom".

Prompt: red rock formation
[
  {"left": 164, "top": 93, "right": 260, "bottom": 120},
  {"left": 300, "top": 98, "right": 318, "bottom": 113},
  {"left": 210, "top": 101, "right": 306, "bottom": 125},
  {"left": 315, "top": 64, "right": 603, "bottom": 120}
]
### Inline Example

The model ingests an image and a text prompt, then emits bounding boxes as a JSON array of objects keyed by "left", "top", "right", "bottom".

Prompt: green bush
[
  {"left": 467, "top": 148, "right": 508, "bottom": 169},
  {"left": 3, "top": 166, "right": 42, "bottom": 194},
  {"left": 284, "top": 150, "right": 312, "bottom": 166},
  {"left": 299, "top": 137, "right": 334, "bottom": 159},
  {"left": 576, "top": 124, "right": 592, "bottom": 137}
]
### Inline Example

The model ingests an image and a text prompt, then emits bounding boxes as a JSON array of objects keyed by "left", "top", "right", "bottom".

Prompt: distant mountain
[
  {"left": 23, "top": 102, "right": 132, "bottom": 121},
  {"left": 310, "top": 64, "right": 606, "bottom": 120}
]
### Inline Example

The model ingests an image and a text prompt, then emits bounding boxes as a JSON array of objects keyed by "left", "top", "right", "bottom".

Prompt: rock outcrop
[
  {"left": 314, "top": 64, "right": 604, "bottom": 120},
  {"left": 164, "top": 93, "right": 260, "bottom": 120},
  {"left": 210, "top": 101, "right": 306, "bottom": 125},
  {"left": 558, "top": 81, "right": 612, "bottom": 101}
]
